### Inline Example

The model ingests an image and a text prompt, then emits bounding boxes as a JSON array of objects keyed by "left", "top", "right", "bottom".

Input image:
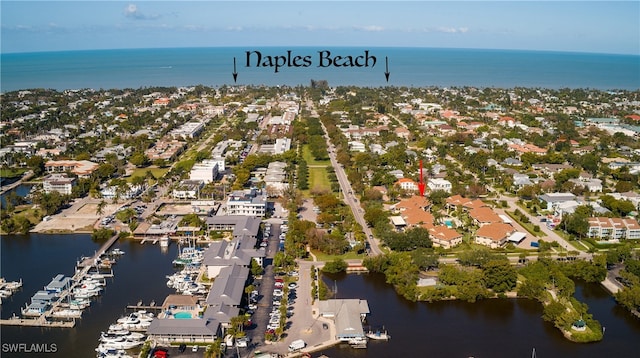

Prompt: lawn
[
  {"left": 307, "top": 167, "right": 331, "bottom": 193},
  {"left": 0, "top": 167, "right": 28, "bottom": 179},
  {"left": 128, "top": 167, "right": 169, "bottom": 181},
  {"left": 302, "top": 145, "right": 330, "bottom": 167},
  {"left": 310, "top": 250, "right": 367, "bottom": 262}
]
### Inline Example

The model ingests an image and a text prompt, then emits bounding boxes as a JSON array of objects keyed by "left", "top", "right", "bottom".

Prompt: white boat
[
  {"left": 366, "top": 329, "right": 391, "bottom": 340},
  {"left": 52, "top": 309, "right": 83, "bottom": 318},
  {"left": 117, "top": 315, "right": 139, "bottom": 325},
  {"left": 100, "top": 334, "right": 126, "bottom": 344},
  {"left": 109, "top": 249, "right": 125, "bottom": 256},
  {"left": 82, "top": 278, "right": 106, "bottom": 286},
  {"left": 348, "top": 337, "right": 368, "bottom": 348},
  {"left": 95, "top": 346, "right": 129, "bottom": 357},
  {"left": 135, "top": 310, "right": 154, "bottom": 320},
  {"left": 4, "top": 279, "right": 23, "bottom": 290},
  {"left": 0, "top": 289, "right": 12, "bottom": 298},
  {"left": 160, "top": 236, "right": 169, "bottom": 248}
]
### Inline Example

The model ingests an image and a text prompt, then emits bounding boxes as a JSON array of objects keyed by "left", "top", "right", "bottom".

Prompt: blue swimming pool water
[{"left": 174, "top": 312, "right": 192, "bottom": 319}]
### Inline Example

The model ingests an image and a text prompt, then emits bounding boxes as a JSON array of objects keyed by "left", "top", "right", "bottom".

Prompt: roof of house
[
  {"left": 469, "top": 207, "right": 502, "bottom": 224},
  {"left": 205, "top": 264, "right": 249, "bottom": 306},
  {"left": 429, "top": 226, "right": 462, "bottom": 242},
  {"left": 588, "top": 217, "right": 640, "bottom": 230},
  {"left": 203, "top": 303, "right": 239, "bottom": 324},
  {"left": 393, "top": 195, "right": 431, "bottom": 211},
  {"left": 161, "top": 294, "right": 200, "bottom": 309},
  {"left": 446, "top": 195, "right": 486, "bottom": 210},
  {"left": 476, "top": 223, "right": 515, "bottom": 241},
  {"left": 147, "top": 318, "right": 219, "bottom": 336}
]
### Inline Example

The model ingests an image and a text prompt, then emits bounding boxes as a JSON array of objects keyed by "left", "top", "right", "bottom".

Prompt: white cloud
[
  {"left": 436, "top": 27, "right": 469, "bottom": 34},
  {"left": 353, "top": 25, "right": 384, "bottom": 32},
  {"left": 124, "top": 4, "right": 160, "bottom": 20}
]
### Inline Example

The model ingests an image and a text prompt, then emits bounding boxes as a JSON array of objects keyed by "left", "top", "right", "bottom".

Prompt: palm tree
[{"left": 96, "top": 200, "right": 106, "bottom": 216}]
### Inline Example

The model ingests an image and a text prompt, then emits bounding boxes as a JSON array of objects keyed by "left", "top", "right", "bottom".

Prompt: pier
[
  {"left": 0, "top": 315, "right": 75, "bottom": 328},
  {"left": 126, "top": 300, "right": 163, "bottom": 312},
  {"left": 78, "top": 233, "right": 120, "bottom": 268}
]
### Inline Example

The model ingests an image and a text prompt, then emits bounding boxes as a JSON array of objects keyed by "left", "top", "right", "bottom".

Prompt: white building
[
  {"left": 173, "top": 180, "right": 204, "bottom": 200},
  {"left": 348, "top": 141, "right": 366, "bottom": 152},
  {"left": 225, "top": 188, "right": 267, "bottom": 217},
  {"left": 43, "top": 174, "right": 76, "bottom": 195},
  {"left": 101, "top": 184, "right": 144, "bottom": 200},
  {"left": 189, "top": 160, "right": 219, "bottom": 183},
  {"left": 274, "top": 138, "right": 292, "bottom": 154},
  {"left": 427, "top": 178, "right": 452, "bottom": 193},
  {"left": 169, "top": 121, "right": 204, "bottom": 139}
]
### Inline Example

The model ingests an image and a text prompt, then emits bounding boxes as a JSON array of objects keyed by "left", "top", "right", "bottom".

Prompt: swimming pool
[
  {"left": 444, "top": 220, "right": 453, "bottom": 228},
  {"left": 174, "top": 312, "right": 192, "bottom": 319}
]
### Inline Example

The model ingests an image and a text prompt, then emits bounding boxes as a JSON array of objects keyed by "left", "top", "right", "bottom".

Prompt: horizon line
[{"left": 2, "top": 45, "right": 638, "bottom": 58}]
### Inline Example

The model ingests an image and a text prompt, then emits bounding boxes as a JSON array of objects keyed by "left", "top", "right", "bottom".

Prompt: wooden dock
[
  {"left": 126, "top": 300, "right": 163, "bottom": 312},
  {"left": 0, "top": 315, "right": 75, "bottom": 328},
  {"left": 78, "top": 233, "right": 120, "bottom": 268}
]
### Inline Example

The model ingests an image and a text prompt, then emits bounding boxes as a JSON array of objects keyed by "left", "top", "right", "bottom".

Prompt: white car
[
  {"left": 192, "top": 345, "right": 199, "bottom": 352},
  {"left": 236, "top": 337, "right": 248, "bottom": 348}
]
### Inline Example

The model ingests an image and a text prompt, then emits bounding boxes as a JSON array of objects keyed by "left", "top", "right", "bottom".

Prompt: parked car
[{"left": 236, "top": 337, "right": 248, "bottom": 348}]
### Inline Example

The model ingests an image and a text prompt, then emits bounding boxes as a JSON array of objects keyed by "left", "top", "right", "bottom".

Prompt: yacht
[
  {"left": 52, "top": 309, "right": 82, "bottom": 318},
  {"left": 95, "top": 347, "right": 131, "bottom": 357},
  {"left": 366, "top": 329, "right": 391, "bottom": 340},
  {"left": 160, "top": 235, "right": 169, "bottom": 248}
]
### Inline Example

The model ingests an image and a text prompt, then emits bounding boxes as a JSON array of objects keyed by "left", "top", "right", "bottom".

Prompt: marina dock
[
  {"left": 126, "top": 300, "right": 163, "bottom": 312},
  {"left": 1, "top": 233, "right": 121, "bottom": 329},
  {"left": 78, "top": 233, "right": 120, "bottom": 268},
  {"left": 0, "top": 315, "right": 75, "bottom": 328}
]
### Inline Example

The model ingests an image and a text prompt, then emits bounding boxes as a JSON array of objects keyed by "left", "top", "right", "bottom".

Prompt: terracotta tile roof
[
  {"left": 476, "top": 223, "right": 515, "bottom": 241},
  {"left": 402, "top": 207, "right": 434, "bottom": 226},
  {"left": 446, "top": 195, "right": 486, "bottom": 210},
  {"left": 429, "top": 226, "right": 462, "bottom": 241},
  {"left": 469, "top": 207, "right": 502, "bottom": 224},
  {"left": 394, "top": 195, "right": 431, "bottom": 211},
  {"left": 588, "top": 217, "right": 640, "bottom": 230}
]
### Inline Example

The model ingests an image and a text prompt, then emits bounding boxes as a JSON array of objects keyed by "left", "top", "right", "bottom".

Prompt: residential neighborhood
[{"left": 2, "top": 84, "right": 640, "bottom": 354}]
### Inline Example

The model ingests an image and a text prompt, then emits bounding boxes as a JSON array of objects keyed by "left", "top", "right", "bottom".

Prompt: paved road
[
  {"left": 247, "top": 224, "right": 281, "bottom": 348},
  {"left": 320, "top": 121, "right": 383, "bottom": 256}
]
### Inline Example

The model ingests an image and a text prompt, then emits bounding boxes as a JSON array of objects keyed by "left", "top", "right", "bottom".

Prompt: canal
[{"left": 319, "top": 272, "right": 640, "bottom": 358}]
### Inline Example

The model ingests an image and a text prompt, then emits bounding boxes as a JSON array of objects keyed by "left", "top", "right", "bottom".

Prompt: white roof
[{"left": 507, "top": 232, "right": 527, "bottom": 243}]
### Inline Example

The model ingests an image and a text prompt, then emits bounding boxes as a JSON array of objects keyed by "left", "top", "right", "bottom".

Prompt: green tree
[
  {"left": 322, "top": 258, "right": 348, "bottom": 273},
  {"left": 129, "top": 152, "right": 149, "bottom": 167},
  {"left": 482, "top": 260, "right": 518, "bottom": 293},
  {"left": 26, "top": 155, "right": 45, "bottom": 176},
  {"left": 96, "top": 200, "right": 107, "bottom": 216},
  {"left": 411, "top": 248, "right": 440, "bottom": 271}
]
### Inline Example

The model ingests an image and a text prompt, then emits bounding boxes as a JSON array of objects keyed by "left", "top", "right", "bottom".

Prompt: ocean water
[{"left": 1, "top": 47, "right": 639, "bottom": 92}]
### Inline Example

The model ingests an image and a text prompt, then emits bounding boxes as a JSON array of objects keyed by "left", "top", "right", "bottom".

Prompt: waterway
[
  {"left": 320, "top": 272, "right": 640, "bottom": 358},
  {"left": 2, "top": 234, "right": 639, "bottom": 357},
  {"left": 0, "top": 183, "right": 32, "bottom": 208}
]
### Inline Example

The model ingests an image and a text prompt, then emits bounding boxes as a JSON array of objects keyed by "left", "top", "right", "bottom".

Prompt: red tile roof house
[
  {"left": 391, "top": 196, "right": 434, "bottom": 228},
  {"left": 475, "top": 223, "right": 516, "bottom": 249},
  {"left": 468, "top": 207, "right": 503, "bottom": 227},
  {"left": 429, "top": 226, "right": 463, "bottom": 249},
  {"left": 587, "top": 217, "right": 640, "bottom": 240},
  {"left": 445, "top": 194, "right": 486, "bottom": 212}
]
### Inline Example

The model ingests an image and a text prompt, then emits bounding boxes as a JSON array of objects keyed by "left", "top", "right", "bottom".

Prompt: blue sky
[{"left": 1, "top": 1, "right": 639, "bottom": 55}]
